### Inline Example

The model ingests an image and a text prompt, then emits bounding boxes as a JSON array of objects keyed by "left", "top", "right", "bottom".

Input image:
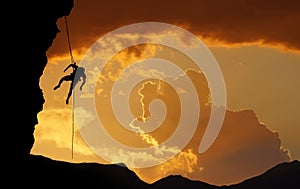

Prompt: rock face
[
  {"left": 8, "top": 0, "right": 74, "bottom": 160},
  {"left": 5, "top": 1, "right": 300, "bottom": 188}
]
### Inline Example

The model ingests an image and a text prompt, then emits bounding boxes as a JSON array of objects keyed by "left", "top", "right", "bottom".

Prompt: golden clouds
[
  {"left": 47, "top": 0, "right": 300, "bottom": 60},
  {"left": 34, "top": 13, "right": 298, "bottom": 186},
  {"left": 158, "top": 149, "right": 199, "bottom": 176},
  {"left": 31, "top": 108, "right": 106, "bottom": 163},
  {"left": 129, "top": 107, "right": 291, "bottom": 186},
  {"left": 33, "top": 57, "right": 291, "bottom": 185}
]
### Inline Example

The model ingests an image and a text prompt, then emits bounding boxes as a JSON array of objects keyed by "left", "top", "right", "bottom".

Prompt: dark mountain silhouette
[
  {"left": 154, "top": 160, "right": 300, "bottom": 189},
  {"left": 228, "top": 160, "right": 300, "bottom": 189},
  {"left": 17, "top": 155, "right": 151, "bottom": 188},
  {"left": 6, "top": 0, "right": 299, "bottom": 188},
  {"left": 12, "top": 155, "right": 300, "bottom": 189},
  {"left": 152, "top": 175, "right": 219, "bottom": 189}
]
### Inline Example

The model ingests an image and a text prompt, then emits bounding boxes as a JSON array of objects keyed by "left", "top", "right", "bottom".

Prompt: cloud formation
[
  {"left": 48, "top": 0, "right": 300, "bottom": 58},
  {"left": 32, "top": 68, "right": 291, "bottom": 185},
  {"left": 130, "top": 69, "right": 291, "bottom": 185},
  {"left": 38, "top": 16, "right": 295, "bottom": 185}
]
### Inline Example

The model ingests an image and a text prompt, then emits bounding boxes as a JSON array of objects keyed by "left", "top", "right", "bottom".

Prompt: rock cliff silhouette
[{"left": 5, "top": 0, "right": 299, "bottom": 188}]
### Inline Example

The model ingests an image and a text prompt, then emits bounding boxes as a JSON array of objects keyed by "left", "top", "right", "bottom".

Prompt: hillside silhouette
[
  {"left": 14, "top": 155, "right": 300, "bottom": 188},
  {"left": 5, "top": 0, "right": 299, "bottom": 188},
  {"left": 228, "top": 160, "right": 300, "bottom": 189}
]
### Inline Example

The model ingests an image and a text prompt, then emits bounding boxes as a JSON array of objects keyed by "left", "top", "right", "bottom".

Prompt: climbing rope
[
  {"left": 64, "top": 16, "right": 74, "bottom": 63},
  {"left": 64, "top": 15, "right": 75, "bottom": 159}
]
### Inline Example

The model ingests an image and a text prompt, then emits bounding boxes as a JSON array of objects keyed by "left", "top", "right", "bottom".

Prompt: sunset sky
[{"left": 31, "top": 0, "right": 300, "bottom": 186}]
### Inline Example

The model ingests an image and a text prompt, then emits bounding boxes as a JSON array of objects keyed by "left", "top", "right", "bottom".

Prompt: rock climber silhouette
[{"left": 54, "top": 62, "right": 86, "bottom": 104}]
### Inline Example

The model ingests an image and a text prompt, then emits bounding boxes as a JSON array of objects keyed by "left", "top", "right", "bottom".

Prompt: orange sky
[{"left": 31, "top": 0, "right": 300, "bottom": 186}]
